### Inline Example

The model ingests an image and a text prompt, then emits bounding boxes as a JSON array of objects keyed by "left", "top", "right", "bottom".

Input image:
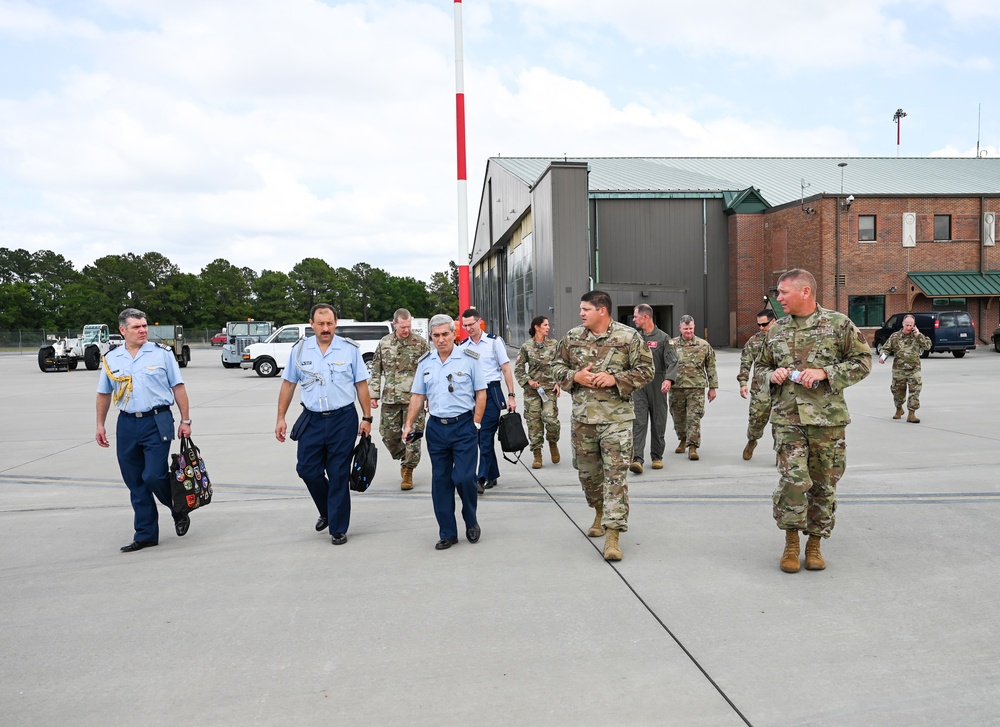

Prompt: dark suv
[{"left": 873, "top": 311, "right": 976, "bottom": 358}]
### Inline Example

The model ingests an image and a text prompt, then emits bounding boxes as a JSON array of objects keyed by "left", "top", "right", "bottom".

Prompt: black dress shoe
[
  {"left": 435, "top": 537, "right": 459, "bottom": 550},
  {"left": 315, "top": 516, "right": 328, "bottom": 532},
  {"left": 331, "top": 532, "right": 348, "bottom": 545},
  {"left": 174, "top": 513, "right": 190, "bottom": 537},
  {"left": 476, "top": 479, "right": 485, "bottom": 495},
  {"left": 466, "top": 524, "right": 481, "bottom": 543},
  {"left": 120, "top": 540, "right": 158, "bottom": 553},
  {"left": 484, "top": 479, "right": 498, "bottom": 489}
]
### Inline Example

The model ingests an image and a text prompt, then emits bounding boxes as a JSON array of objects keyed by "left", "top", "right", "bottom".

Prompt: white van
[{"left": 241, "top": 321, "right": 391, "bottom": 377}]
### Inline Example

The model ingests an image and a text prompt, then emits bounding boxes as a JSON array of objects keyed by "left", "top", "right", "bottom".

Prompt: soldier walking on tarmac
[
  {"left": 629, "top": 304, "right": 677, "bottom": 474},
  {"left": 738, "top": 308, "right": 777, "bottom": 460},
  {"left": 669, "top": 315, "right": 718, "bottom": 461},
  {"left": 879, "top": 314, "right": 931, "bottom": 423},
  {"left": 757, "top": 269, "right": 871, "bottom": 573},
  {"left": 370, "top": 308, "right": 430, "bottom": 490},
  {"left": 551, "top": 290, "right": 653, "bottom": 562}
]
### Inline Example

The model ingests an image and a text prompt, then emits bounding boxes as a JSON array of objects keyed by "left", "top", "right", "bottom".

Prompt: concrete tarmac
[{"left": 2, "top": 343, "right": 999, "bottom": 726}]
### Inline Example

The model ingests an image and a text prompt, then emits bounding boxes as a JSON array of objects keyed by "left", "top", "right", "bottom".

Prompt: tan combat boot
[
  {"left": 651, "top": 459, "right": 663, "bottom": 470},
  {"left": 687, "top": 445, "right": 699, "bottom": 461},
  {"left": 742, "top": 439, "right": 757, "bottom": 460},
  {"left": 675, "top": 439, "right": 687, "bottom": 454},
  {"left": 587, "top": 507, "right": 604, "bottom": 538},
  {"left": 604, "top": 530, "right": 622, "bottom": 561},
  {"left": 780, "top": 530, "right": 801, "bottom": 573},
  {"left": 549, "top": 441, "right": 561, "bottom": 464},
  {"left": 907, "top": 410, "right": 920, "bottom": 424},
  {"left": 893, "top": 406, "right": 904, "bottom": 419},
  {"left": 532, "top": 450, "right": 543, "bottom": 469},
  {"left": 629, "top": 460, "right": 643, "bottom": 474},
  {"left": 805, "top": 534, "right": 826, "bottom": 570},
  {"left": 400, "top": 467, "right": 413, "bottom": 491}
]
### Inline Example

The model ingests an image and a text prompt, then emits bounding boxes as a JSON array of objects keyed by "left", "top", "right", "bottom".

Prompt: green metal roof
[
  {"left": 490, "top": 157, "right": 1000, "bottom": 206},
  {"left": 908, "top": 271, "right": 1000, "bottom": 297}
]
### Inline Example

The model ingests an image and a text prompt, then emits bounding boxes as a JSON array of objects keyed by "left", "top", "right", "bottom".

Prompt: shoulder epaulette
[
  {"left": 417, "top": 351, "right": 432, "bottom": 363},
  {"left": 340, "top": 336, "right": 359, "bottom": 348},
  {"left": 463, "top": 348, "right": 480, "bottom": 359},
  {"left": 458, "top": 337, "right": 469, "bottom": 345},
  {"left": 485, "top": 333, "right": 496, "bottom": 339},
  {"left": 156, "top": 343, "right": 173, "bottom": 352}
]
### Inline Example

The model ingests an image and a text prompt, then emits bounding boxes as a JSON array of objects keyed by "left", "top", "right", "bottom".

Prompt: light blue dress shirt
[
  {"left": 96, "top": 343, "right": 183, "bottom": 413},
  {"left": 460, "top": 333, "right": 508, "bottom": 382},
  {"left": 412, "top": 346, "right": 486, "bottom": 417},
  {"left": 283, "top": 335, "right": 369, "bottom": 412}
]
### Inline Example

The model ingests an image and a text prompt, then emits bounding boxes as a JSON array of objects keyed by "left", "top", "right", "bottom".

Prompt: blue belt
[
  {"left": 119, "top": 406, "right": 170, "bottom": 419},
  {"left": 486, "top": 380, "right": 502, "bottom": 387},
  {"left": 305, "top": 403, "right": 354, "bottom": 418},
  {"left": 431, "top": 410, "right": 473, "bottom": 425}
]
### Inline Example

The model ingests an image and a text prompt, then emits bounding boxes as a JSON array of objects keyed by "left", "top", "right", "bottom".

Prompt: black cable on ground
[{"left": 525, "top": 463, "right": 755, "bottom": 727}]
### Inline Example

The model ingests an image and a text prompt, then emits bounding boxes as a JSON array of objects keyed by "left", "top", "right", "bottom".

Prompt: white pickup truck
[{"left": 240, "top": 321, "right": 391, "bottom": 377}]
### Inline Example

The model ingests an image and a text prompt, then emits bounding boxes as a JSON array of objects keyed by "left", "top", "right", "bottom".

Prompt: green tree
[
  {"left": 199, "top": 258, "right": 256, "bottom": 324},
  {"left": 427, "top": 261, "right": 459, "bottom": 316},
  {"left": 253, "top": 270, "right": 298, "bottom": 325},
  {"left": 386, "top": 275, "right": 431, "bottom": 318}
]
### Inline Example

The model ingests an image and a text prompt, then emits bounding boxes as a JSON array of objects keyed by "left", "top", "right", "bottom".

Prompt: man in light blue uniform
[
  {"left": 404, "top": 314, "right": 486, "bottom": 550},
  {"left": 459, "top": 308, "right": 516, "bottom": 494},
  {"left": 96, "top": 308, "right": 194, "bottom": 553},
  {"left": 276, "top": 303, "right": 372, "bottom": 546}
]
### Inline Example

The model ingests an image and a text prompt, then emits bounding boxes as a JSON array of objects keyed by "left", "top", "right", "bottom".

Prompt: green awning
[
  {"left": 908, "top": 271, "right": 1000, "bottom": 297},
  {"left": 766, "top": 295, "right": 787, "bottom": 318}
]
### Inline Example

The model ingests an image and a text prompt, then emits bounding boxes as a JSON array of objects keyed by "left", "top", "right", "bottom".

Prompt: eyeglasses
[
  {"left": 447, "top": 373, "right": 454, "bottom": 393},
  {"left": 757, "top": 322, "right": 770, "bottom": 327}
]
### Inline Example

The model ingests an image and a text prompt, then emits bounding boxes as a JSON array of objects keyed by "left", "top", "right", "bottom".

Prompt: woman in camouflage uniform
[{"left": 515, "top": 316, "right": 561, "bottom": 469}]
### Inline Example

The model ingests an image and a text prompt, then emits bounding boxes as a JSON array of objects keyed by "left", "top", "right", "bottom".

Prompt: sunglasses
[
  {"left": 757, "top": 322, "right": 770, "bottom": 327},
  {"left": 447, "top": 373, "right": 454, "bottom": 393}
]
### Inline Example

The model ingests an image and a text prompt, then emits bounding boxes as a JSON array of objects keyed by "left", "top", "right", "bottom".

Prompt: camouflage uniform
[
  {"left": 738, "top": 330, "right": 772, "bottom": 441},
  {"left": 551, "top": 322, "right": 654, "bottom": 532},
  {"left": 757, "top": 305, "right": 872, "bottom": 538},
  {"left": 882, "top": 330, "right": 931, "bottom": 411},
  {"left": 369, "top": 332, "right": 430, "bottom": 469},
  {"left": 669, "top": 336, "right": 718, "bottom": 448},
  {"left": 632, "top": 327, "right": 678, "bottom": 463},
  {"left": 514, "top": 338, "right": 561, "bottom": 451}
]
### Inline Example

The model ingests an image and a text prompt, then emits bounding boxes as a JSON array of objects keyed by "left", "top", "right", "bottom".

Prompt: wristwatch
[
  {"left": 180, "top": 419, "right": 192, "bottom": 425},
  {"left": 362, "top": 416, "right": 373, "bottom": 423},
  {"left": 474, "top": 421, "right": 482, "bottom": 429},
  {"left": 507, "top": 393, "right": 515, "bottom": 399}
]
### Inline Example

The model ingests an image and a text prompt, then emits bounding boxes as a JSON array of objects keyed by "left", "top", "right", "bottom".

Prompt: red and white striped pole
[{"left": 454, "top": 0, "right": 471, "bottom": 334}]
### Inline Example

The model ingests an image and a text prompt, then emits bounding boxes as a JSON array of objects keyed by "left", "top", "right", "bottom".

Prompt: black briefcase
[
  {"left": 350, "top": 433, "right": 378, "bottom": 492},
  {"left": 498, "top": 411, "right": 530, "bottom": 464}
]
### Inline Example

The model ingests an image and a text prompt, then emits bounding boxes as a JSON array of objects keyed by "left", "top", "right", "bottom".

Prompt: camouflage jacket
[
  {"left": 638, "top": 326, "right": 678, "bottom": 386},
  {"left": 737, "top": 330, "right": 768, "bottom": 392},
  {"left": 515, "top": 338, "right": 560, "bottom": 399},
  {"left": 369, "top": 332, "right": 430, "bottom": 404},
  {"left": 882, "top": 330, "right": 931, "bottom": 372},
  {"left": 551, "top": 321, "right": 654, "bottom": 424},
  {"left": 757, "top": 305, "right": 872, "bottom": 427},
  {"left": 671, "top": 335, "right": 719, "bottom": 389}
]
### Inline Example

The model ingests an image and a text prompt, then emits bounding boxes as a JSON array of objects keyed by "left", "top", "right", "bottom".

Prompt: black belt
[
  {"left": 487, "top": 380, "right": 503, "bottom": 387},
  {"left": 120, "top": 406, "right": 170, "bottom": 419},
  {"left": 431, "top": 410, "right": 473, "bottom": 425},
  {"left": 304, "top": 403, "right": 354, "bottom": 418}
]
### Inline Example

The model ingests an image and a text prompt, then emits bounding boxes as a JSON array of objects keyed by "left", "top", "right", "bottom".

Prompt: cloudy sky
[{"left": 1, "top": 0, "right": 998, "bottom": 283}]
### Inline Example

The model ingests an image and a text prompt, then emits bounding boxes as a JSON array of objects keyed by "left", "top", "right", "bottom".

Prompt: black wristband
[
  {"left": 507, "top": 393, "right": 515, "bottom": 398},
  {"left": 362, "top": 416, "right": 373, "bottom": 423}
]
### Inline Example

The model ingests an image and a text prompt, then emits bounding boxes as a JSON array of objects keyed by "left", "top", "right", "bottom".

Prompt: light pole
[{"left": 893, "top": 109, "right": 907, "bottom": 157}]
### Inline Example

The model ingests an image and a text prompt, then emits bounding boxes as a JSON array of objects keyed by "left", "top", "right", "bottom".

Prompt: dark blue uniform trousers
[
  {"left": 427, "top": 412, "right": 479, "bottom": 540},
  {"left": 116, "top": 411, "right": 176, "bottom": 543},
  {"left": 476, "top": 381, "right": 505, "bottom": 482},
  {"left": 296, "top": 406, "right": 357, "bottom": 534}
]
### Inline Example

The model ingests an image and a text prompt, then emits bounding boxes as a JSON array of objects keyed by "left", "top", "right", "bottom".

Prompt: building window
[
  {"left": 934, "top": 215, "right": 951, "bottom": 241},
  {"left": 858, "top": 215, "right": 876, "bottom": 242},
  {"left": 932, "top": 297, "right": 966, "bottom": 309},
  {"left": 848, "top": 295, "right": 885, "bottom": 327}
]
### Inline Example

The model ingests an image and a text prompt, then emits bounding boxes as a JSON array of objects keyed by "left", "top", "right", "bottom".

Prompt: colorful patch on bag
[{"left": 186, "top": 494, "right": 196, "bottom": 507}]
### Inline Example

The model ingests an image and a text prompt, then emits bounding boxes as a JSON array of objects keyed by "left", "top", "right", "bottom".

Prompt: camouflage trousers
[
  {"left": 669, "top": 387, "right": 706, "bottom": 447},
  {"left": 377, "top": 403, "right": 424, "bottom": 469},
  {"left": 523, "top": 391, "right": 560, "bottom": 451},
  {"left": 570, "top": 419, "right": 631, "bottom": 532},
  {"left": 773, "top": 424, "right": 846, "bottom": 538},
  {"left": 890, "top": 371, "right": 922, "bottom": 411},
  {"left": 632, "top": 384, "right": 668, "bottom": 462},
  {"left": 746, "top": 385, "right": 771, "bottom": 441}
]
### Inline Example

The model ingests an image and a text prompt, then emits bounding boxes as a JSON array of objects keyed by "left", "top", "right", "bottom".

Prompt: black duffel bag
[{"left": 498, "top": 411, "right": 530, "bottom": 464}]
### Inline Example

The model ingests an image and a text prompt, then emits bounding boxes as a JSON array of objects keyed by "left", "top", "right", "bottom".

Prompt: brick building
[{"left": 471, "top": 157, "right": 1000, "bottom": 348}]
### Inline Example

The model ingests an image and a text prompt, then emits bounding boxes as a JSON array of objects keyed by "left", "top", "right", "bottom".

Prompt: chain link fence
[{"left": 0, "top": 329, "right": 220, "bottom": 353}]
